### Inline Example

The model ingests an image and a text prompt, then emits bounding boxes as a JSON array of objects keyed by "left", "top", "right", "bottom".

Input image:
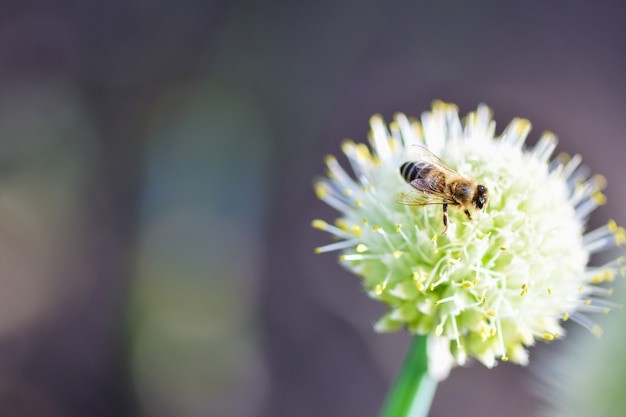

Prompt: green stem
[{"left": 378, "top": 335, "right": 438, "bottom": 417}]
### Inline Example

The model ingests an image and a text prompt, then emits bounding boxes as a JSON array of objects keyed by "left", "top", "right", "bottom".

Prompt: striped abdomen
[{"left": 399, "top": 161, "right": 446, "bottom": 192}]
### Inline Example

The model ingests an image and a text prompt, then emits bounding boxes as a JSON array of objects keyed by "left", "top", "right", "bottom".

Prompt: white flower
[{"left": 313, "top": 101, "right": 624, "bottom": 378}]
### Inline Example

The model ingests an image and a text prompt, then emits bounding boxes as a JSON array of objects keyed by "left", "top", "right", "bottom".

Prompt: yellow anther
[
  {"left": 415, "top": 282, "right": 424, "bottom": 291},
  {"left": 413, "top": 122, "right": 424, "bottom": 138},
  {"left": 584, "top": 300, "right": 591, "bottom": 305},
  {"left": 461, "top": 281, "right": 473, "bottom": 288},
  {"left": 372, "top": 225, "right": 381, "bottom": 232},
  {"left": 514, "top": 118, "right": 531, "bottom": 137},
  {"left": 592, "top": 325, "right": 603, "bottom": 338},
  {"left": 431, "top": 234, "right": 437, "bottom": 242},
  {"left": 578, "top": 285, "right": 585, "bottom": 292},
  {"left": 501, "top": 355, "right": 509, "bottom": 362},
  {"left": 592, "top": 174, "right": 607, "bottom": 190},
  {"left": 336, "top": 218, "right": 348, "bottom": 230},
  {"left": 435, "top": 325, "right": 444, "bottom": 336},
  {"left": 339, "top": 254, "right": 347, "bottom": 261},
  {"left": 489, "top": 327, "right": 496, "bottom": 337},
  {"left": 355, "top": 199, "right": 363, "bottom": 207},
  {"left": 608, "top": 219, "right": 618, "bottom": 232},
  {"left": 393, "top": 250, "right": 403, "bottom": 258},
  {"left": 556, "top": 152, "right": 570, "bottom": 163},
  {"left": 323, "top": 154, "right": 336, "bottom": 164},
  {"left": 314, "top": 183, "right": 328, "bottom": 198},
  {"left": 355, "top": 244, "right": 368, "bottom": 253},
  {"left": 543, "top": 333, "right": 555, "bottom": 341},
  {"left": 547, "top": 287, "right": 552, "bottom": 295},
  {"left": 342, "top": 188, "right": 353, "bottom": 195},
  {"left": 362, "top": 217, "right": 368, "bottom": 224},
  {"left": 614, "top": 227, "right": 626, "bottom": 246},
  {"left": 592, "top": 192, "right": 607, "bottom": 205},
  {"left": 429, "top": 283, "right": 435, "bottom": 291},
  {"left": 375, "top": 282, "right": 386, "bottom": 295},
  {"left": 604, "top": 269, "right": 615, "bottom": 281},
  {"left": 603, "top": 307, "right": 610, "bottom": 314},
  {"left": 563, "top": 313, "right": 570, "bottom": 321},
  {"left": 499, "top": 247, "right": 507, "bottom": 251},
  {"left": 352, "top": 225, "right": 362, "bottom": 237},
  {"left": 311, "top": 219, "right": 327, "bottom": 230},
  {"left": 432, "top": 100, "right": 458, "bottom": 113},
  {"left": 314, "top": 247, "right": 322, "bottom": 254},
  {"left": 340, "top": 140, "right": 355, "bottom": 154},
  {"left": 395, "top": 224, "right": 402, "bottom": 232},
  {"left": 487, "top": 310, "right": 497, "bottom": 317},
  {"left": 591, "top": 274, "right": 604, "bottom": 284},
  {"left": 356, "top": 143, "right": 373, "bottom": 160},
  {"left": 369, "top": 113, "right": 383, "bottom": 124}
]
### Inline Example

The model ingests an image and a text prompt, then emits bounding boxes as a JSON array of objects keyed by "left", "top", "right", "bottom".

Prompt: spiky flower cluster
[{"left": 313, "top": 101, "right": 624, "bottom": 378}]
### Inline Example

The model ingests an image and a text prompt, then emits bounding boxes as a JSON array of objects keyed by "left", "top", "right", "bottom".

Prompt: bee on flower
[
  {"left": 398, "top": 144, "right": 488, "bottom": 235},
  {"left": 313, "top": 101, "right": 625, "bottom": 379}
]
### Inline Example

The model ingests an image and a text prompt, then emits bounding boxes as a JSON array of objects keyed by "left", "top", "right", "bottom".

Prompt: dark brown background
[{"left": 0, "top": 1, "right": 623, "bottom": 416}]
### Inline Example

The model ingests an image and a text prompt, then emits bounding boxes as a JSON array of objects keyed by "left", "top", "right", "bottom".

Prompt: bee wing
[
  {"left": 409, "top": 177, "right": 443, "bottom": 194},
  {"left": 396, "top": 187, "right": 456, "bottom": 206},
  {"left": 398, "top": 145, "right": 461, "bottom": 206},
  {"left": 410, "top": 144, "right": 461, "bottom": 178}
]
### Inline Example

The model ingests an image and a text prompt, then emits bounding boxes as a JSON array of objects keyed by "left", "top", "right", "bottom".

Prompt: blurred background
[{"left": 0, "top": 1, "right": 624, "bottom": 416}]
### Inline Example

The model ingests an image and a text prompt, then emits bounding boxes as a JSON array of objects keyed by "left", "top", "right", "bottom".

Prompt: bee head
[{"left": 474, "top": 184, "right": 488, "bottom": 209}]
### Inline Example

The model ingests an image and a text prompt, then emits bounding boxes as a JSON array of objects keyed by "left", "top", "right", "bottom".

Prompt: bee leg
[
  {"left": 441, "top": 203, "right": 448, "bottom": 235},
  {"left": 464, "top": 209, "right": 472, "bottom": 220}
]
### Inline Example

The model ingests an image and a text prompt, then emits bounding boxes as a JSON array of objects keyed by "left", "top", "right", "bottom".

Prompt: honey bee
[{"left": 398, "top": 145, "right": 488, "bottom": 235}]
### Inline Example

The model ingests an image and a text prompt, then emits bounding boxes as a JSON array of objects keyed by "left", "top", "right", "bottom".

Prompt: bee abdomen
[{"left": 400, "top": 162, "right": 432, "bottom": 183}]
